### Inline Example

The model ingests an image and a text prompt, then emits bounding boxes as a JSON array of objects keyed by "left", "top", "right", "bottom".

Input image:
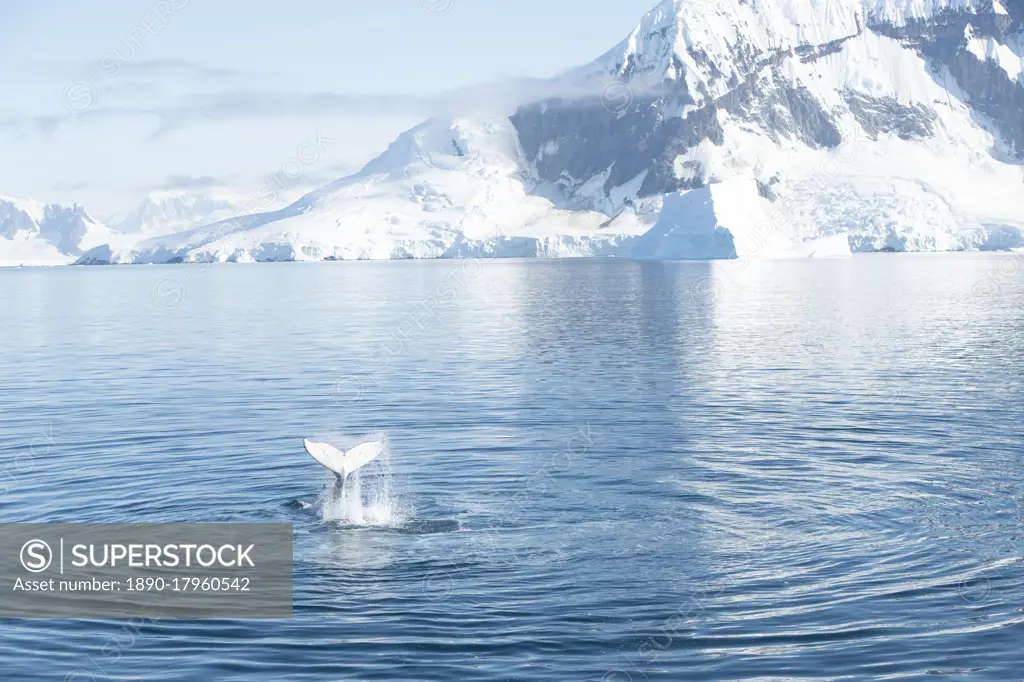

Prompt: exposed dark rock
[
  {"left": 844, "top": 91, "right": 938, "bottom": 140},
  {"left": 0, "top": 202, "right": 36, "bottom": 239},
  {"left": 719, "top": 75, "right": 843, "bottom": 148},
  {"left": 37, "top": 205, "right": 91, "bottom": 256},
  {"left": 949, "top": 47, "right": 1024, "bottom": 156},
  {"left": 512, "top": 94, "right": 724, "bottom": 200},
  {"left": 868, "top": 9, "right": 1024, "bottom": 157}
]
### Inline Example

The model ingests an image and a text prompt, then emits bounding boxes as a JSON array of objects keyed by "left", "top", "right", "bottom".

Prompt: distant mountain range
[
  {"left": 0, "top": 190, "right": 265, "bottom": 266},
  {"left": 4, "top": 0, "right": 1024, "bottom": 266},
  {"left": 0, "top": 196, "right": 113, "bottom": 265},
  {"left": 108, "top": 191, "right": 253, "bottom": 237}
]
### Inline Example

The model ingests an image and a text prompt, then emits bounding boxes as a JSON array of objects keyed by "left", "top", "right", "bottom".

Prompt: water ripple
[{"left": 0, "top": 256, "right": 1022, "bottom": 680}]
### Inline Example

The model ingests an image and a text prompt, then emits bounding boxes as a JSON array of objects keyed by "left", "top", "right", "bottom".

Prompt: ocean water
[{"left": 1, "top": 255, "right": 1022, "bottom": 681}]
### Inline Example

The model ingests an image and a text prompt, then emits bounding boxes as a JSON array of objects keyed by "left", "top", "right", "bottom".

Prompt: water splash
[{"left": 317, "top": 442, "right": 410, "bottom": 526}]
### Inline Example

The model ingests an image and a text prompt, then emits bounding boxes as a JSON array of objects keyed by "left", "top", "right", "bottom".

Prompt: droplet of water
[{"left": 318, "top": 448, "right": 410, "bottom": 526}]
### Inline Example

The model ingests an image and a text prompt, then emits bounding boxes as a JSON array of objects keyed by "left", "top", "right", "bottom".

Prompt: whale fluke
[{"left": 303, "top": 438, "right": 385, "bottom": 485}]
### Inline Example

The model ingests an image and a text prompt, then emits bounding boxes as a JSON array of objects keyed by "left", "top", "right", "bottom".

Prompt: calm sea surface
[{"left": 1, "top": 255, "right": 1022, "bottom": 681}]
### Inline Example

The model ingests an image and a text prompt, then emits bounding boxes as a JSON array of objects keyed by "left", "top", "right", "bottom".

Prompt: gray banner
[{"left": 0, "top": 524, "right": 292, "bottom": 618}]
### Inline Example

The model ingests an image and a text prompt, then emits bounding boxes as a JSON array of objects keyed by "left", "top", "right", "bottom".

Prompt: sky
[{"left": 0, "top": 0, "right": 658, "bottom": 217}]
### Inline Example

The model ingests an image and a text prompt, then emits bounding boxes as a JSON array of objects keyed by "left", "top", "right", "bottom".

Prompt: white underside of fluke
[{"left": 303, "top": 438, "right": 386, "bottom": 482}]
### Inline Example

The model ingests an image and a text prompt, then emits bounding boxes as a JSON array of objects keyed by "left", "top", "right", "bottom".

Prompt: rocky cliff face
[
  {"left": 513, "top": 0, "right": 1024, "bottom": 213},
  {"left": 873, "top": 0, "right": 1023, "bottom": 154}
]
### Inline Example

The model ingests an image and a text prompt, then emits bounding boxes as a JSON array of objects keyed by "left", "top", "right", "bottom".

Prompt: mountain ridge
[
  {"left": 4, "top": 0, "right": 1023, "bottom": 265},
  {"left": 0, "top": 195, "right": 114, "bottom": 265}
]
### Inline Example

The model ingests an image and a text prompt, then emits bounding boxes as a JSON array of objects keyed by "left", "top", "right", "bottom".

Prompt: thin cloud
[
  {"left": 53, "top": 181, "right": 91, "bottom": 191},
  {"left": 144, "top": 75, "right": 623, "bottom": 137},
  {"left": 146, "top": 91, "right": 438, "bottom": 138},
  {"left": 33, "top": 116, "right": 61, "bottom": 137},
  {"left": 301, "top": 161, "right": 363, "bottom": 187},
  {"left": 5, "top": 69, "right": 631, "bottom": 140},
  {"left": 110, "top": 58, "right": 245, "bottom": 81},
  {"left": 160, "top": 174, "right": 226, "bottom": 190}
]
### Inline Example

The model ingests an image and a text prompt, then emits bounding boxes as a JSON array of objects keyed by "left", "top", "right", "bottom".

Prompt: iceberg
[{"left": 631, "top": 179, "right": 852, "bottom": 260}]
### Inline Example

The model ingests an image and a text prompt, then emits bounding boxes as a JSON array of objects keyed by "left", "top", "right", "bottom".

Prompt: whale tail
[{"left": 303, "top": 438, "right": 386, "bottom": 484}]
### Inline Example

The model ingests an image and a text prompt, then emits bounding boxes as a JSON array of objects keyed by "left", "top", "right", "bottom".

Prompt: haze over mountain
[{"left": 107, "top": 190, "right": 251, "bottom": 237}]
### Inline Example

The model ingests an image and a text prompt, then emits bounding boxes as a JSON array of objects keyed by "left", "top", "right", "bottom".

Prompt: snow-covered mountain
[
  {"left": 78, "top": 118, "right": 649, "bottom": 264},
  {"left": 513, "top": 0, "right": 1024, "bottom": 253},
  {"left": 69, "top": 0, "right": 1024, "bottom": 263},
  {"left": 0, "top": 196, "right": 114, "bottom": 265},
  {"left": 0, "top": 185, "right": 304, "bottom": 266}
]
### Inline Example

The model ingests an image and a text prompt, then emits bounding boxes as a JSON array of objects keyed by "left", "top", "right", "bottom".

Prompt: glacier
[
  {"left": 4, "top": 0, "right": 1024, "bottom": 265},
  {"left": 631, "top": 178, "right": 854, "bottom": 259}
]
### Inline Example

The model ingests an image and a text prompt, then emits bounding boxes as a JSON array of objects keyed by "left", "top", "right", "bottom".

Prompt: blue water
[{"left": 1, "top": 255, "right": 1022, "bottom": 681}]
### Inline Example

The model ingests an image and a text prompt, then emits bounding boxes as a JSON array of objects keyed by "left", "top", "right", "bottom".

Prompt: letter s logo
[{"left": 20, "top": 539, "right": 52, "bottom": 573}]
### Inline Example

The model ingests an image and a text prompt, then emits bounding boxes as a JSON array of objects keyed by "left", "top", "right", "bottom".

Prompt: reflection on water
[{"left": 0, "top": 254, "right": 1022, "bottom": 681}]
